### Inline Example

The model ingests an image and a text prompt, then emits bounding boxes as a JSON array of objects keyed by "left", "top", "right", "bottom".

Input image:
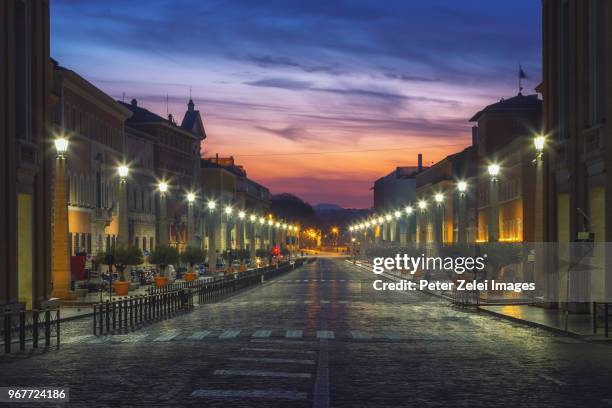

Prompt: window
[{"left": 74, "top": 233, "right": 80, "bottom": 255}]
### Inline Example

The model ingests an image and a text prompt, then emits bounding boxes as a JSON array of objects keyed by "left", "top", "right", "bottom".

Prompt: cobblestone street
[{"left": 2, "top": 259, "right": 612, "bottom": 407}]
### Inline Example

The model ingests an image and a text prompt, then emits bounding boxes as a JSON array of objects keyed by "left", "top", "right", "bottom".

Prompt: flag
[{"left": 518, "top": 65, "right": 527, "bottom": 79}]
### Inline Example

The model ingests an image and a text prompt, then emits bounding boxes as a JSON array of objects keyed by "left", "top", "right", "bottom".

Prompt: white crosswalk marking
[
  {"left": 241, "top": 347, "right": 315, "bottom": 354},
  {"left": 188, "top": 331, "right": 211, "bottom": 340},
  {"left": 304, "top": 300, "right": 313, "bottom": 304},
  {"left": 219, "top": 329, "right": 241, "bottom": 339},
  {"left": 214, "top": 369, "right": 311, "bottom": 379},
  {"left": 384, "top": 332, "right": 401, "bottom": 340},
  {"left": 320, "top": 300, "right": 330, "bottom": 304},
  {"left": 88, "top": 335, "right": 112, "bottom": 344},
  {"left": 286, "top": 330, "right": 303, "bottom": 339},
  {"left": 350, "top": 331, "right": 371, "bottom": 340},
  {"left": 303, "top": 280, "right": 309, "bottom": 282},
  {"left": 153, "top": 332, "right": 180, "bottom": 342},
  {"left": 338, "top": 300, "right": 349, "bottom": 304},
  {"left": 317, "top": 330, "right": 335, "bottom": 339},
  {"left": 286, "top": 300, "right": 297, "bottom": 304},
  {"left": 252, "top": 330, "right": 272, "bottom": 338}
]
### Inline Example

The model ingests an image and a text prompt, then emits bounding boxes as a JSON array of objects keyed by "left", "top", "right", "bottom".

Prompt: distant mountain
[{"left": 314, "top": 203, "right": 344, "bottom": 212}]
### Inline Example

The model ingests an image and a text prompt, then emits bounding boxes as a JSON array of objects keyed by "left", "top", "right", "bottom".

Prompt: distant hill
[{"left": 314, "top": 203, "right": 344, "bottom": 212}]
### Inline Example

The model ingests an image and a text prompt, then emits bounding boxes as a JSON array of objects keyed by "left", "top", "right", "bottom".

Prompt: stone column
[{"left": 52, "top": 156, "right": 74, "bottom": 299}]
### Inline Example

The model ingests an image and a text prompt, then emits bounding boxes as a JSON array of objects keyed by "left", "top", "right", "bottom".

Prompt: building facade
[
  {"left": 1, "top": 0, "right": 54, "bottom": 310},
  {"left": 541, "top": 0, "right": 612, "bottom": 310}
]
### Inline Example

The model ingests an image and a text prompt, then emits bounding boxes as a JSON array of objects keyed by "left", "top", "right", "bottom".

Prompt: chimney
[
  {"left": 130, "top": 98, "right": 138, "bottom": 107},
  {"left": 417, "top": 153, "right": 423, "bottom": 172},
  {"left": 471, "top": 126, "right": 478, "bottom": 146},
  {"left": 168, "top": 113, "right": 173, "bottom": 124}
]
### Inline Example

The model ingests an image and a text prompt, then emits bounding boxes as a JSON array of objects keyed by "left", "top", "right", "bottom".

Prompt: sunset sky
[{"left": 51, "top": 0, "right": 541, "bottom": 208}]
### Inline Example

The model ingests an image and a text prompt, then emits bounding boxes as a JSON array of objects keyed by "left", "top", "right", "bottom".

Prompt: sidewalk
[{"left": 346, "top": 259, "right": 611, "bottom": 341}]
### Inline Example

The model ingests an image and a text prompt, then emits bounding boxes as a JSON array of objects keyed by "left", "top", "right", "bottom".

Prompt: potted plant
[
  {"left": 148, "top": 245, "right": 179, "bottom": 287},
  {"left": 99, "top": 246, "right": 143, "bottom": 296},
  {"left": 181, "top": 246, "right": 205, "bottom": 282}
]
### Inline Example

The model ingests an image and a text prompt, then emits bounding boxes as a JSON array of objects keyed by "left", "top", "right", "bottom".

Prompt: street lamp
[
  {"left": 434, "top": 192, "right": 444, "bottom": 205},
  {"left": 158, "top": 181, "right": 168, "bottom": 194},
  {"left": 207, "top": 200, "right": 216, "bottom": 211},
  {"left": 385, "top": 214, "right": 392, "bottom": 222},
  {"left": 238, "top": 210, "right": 246, "bottom": 220},
  {"left": 54, "top": 137, "right": 69, "bottom": 158},
  {"left": 418, "top": 200, "right": 427, "bottom": 211},
  {"left": 118, "top": 164, "right": 129, "bottom": 182},
  {"left": 487, "top": 163, "right": 500, "bottom": 181},
  {"left": 534, "top": 135, "right": 545, "bottom": 160},
  {"left": 186, "top": 192, "right": 196, "bottom": 203},
  {"left": 457, "top": 180, "right": 467, "bottom": 194},
  {"left": 259, "top": 217, "right": 265, "bottom": 224},
  {"left": 394, "top": 210, "right": 401, "bottom": 219},
  {"left": 377, "top": 216, "right": 384, "bottom": 224},
  {"left": 250, "top": 214, "right": 256, "bottom": 222},
  {"left": 405, "top": 205, "right": 413, "bottom": 215},
  {"left": 267, "top": 219, "right": 273, "bottom": 226},
  {"left": 224, "top": 205, "right": 233, "bottom": 216}
]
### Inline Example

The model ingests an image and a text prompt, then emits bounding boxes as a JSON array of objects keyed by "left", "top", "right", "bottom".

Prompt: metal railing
[
  {"left": 94, "top": 289, "right": 193, "bottom": 335},
  {"left": 593, "top": 302, "right": 610, "bottom": 337},
  {"left": 451, "top": 288, "right": 480, "bottom": 307},
  {"left": 93, "top": 258, "right": 308, "bottom": 335},
  {"left": 1, "top": 307, "right": 60, "bottom": 354}
]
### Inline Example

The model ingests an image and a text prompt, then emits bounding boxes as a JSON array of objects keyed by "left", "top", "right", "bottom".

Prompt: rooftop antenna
[
  {"left": 166, "top": 93, "right": 169, "bottom": 116},
  {"left": 189, "top": 86, "right": 192, "bottom": 101}
]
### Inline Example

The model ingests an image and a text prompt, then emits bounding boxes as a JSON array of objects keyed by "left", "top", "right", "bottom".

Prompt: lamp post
[
  {"left": 533, "top": 135, "right": 547, "bottom": 302},
  {"left": 488, "top": 163, "right": 500, "bottom": 242},
  {"left": 207, "top": 200, "right": 218, "bottom": 273},
  {"left": 157, "top": 182, "right": 169, "bottom": 246},
  {"left": 434, "top": 193, "right": 444, "bottom": 244},
  {"left": 417, "top": 200, "right": 427, "bottom": 246},
  {"left": 457, "top": 180, "right": 468, "bottom": 243},
  {"left": 52, "top": 137, "right": 74, "bottom": 299},
  {"left": 117, "top": 164, "right": 129, "bottom": 247},
  {"left": 186, "top": 192, "right": 196, "bottom": 248}
]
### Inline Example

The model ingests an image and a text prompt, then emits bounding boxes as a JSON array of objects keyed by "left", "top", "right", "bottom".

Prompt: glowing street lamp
[
  {"left": 534, "top": 135, "right": 545, "bottom": 160},
  {"left": 186, "top": 192, "right": 196, "bottom": 203},
  {"left": 418, "top": 200, "right": 427, "bottom": 211},
  {"left": 158, "top": 181, "right": 168, "bottom": 194},
  {"left": 118, "top": 164, "right": 129, "bottom": 181},
  {"left": 224, "top": 205, "right": 233, "bottom": 215},
  {"left": 405, "top": 205, "right": 414, "bottom": 215},
  {"left": 267, "top": 219, "right": 273, "bottom": 226},
  {"left": 457, "top": 180, "right": 467, "bottom": 194},
  {"left": 394, "top": 210, "right": 401, "bottom": 219},
  {"left": 259, "top": 217, "right": 265, "bottom": 224},
  {"left": 54, "top": 137, "right": 69, "bottom": 158},
  {"left": 249, "top": 214, "right": 256, "bottom": 222},
  {"left": 434, "top": 193, "right": 444, "bottom": 204},
  {"left": 207, "top": 200, "right": 216, "bottom": 211},
  {"left": 385, "top": 214, "right": 392, "bottom": 222},
  {"left": 238, "top": 210, "right": 246, "bottom": 220},
  {"left": 488, "top": 163, "right": 500, "bottom": 181},
  {"left": 377, "top": 216, "right": 384, "bottom": 224}
]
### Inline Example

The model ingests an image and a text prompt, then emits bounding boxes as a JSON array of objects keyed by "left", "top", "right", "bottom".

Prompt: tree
[
  {"left": 181, "top": 246, "right": 206, "bottom": 273},
  {"left": 98, "top": 246, "right": 143, "bottom": 281},
  {"left": 148, "top": 245, "right": 180, "bottom": 277}
]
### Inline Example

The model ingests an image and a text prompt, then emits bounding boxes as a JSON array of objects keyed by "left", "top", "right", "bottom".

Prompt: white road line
[
  {"left": 338, "top": 300, "right": 349, "bottom": 304},
  {"left": 122, "top": 333, "right": 149, "bottom": 343},
  {"left": 384, "top": 332, "right": 401, "bottom": 340},
  {"left": 303, "top": 280, "right": 309, "bottom": 282},
  {"left": 153, "top": 332, "right": 180, "bottom": 342},
  {"left": 286, "top": 300, "right": 297, "bottom": 304},
  {"left": 339, "top": 280, "right": 346, "bottom": 282},
  {"left": 230, "top": 357, "right": 315, "bottom": 365},
  {"left": 313, "top": 339, "right": 330, "bottom": 408},
  {"left": 329, "top": 280, "right": 335, "bottom": 282},
  {"left": 252, "top": 330, "right": 272, "bottom": 338},
  {"left": 286, "top": 330, "right": 303, "bottom": 339},
  {"left": 214, "top": 369, "right": 311, "bottom": 379},
  {"left": 253, "top": 301, "right": 263, "bottom": 305},
  {"left": 191, "top": 389, "right": 307, "bottom": 400},
  {"left": 241, "top": 347, "right": 315, "bottom": 354},
  {"left": 62, "top": 335, "right": 93, "bottom": 344},
  {"left": 188, "top": 331, "right": 211, "bottom": 340},
  {"left": 304, "top": 300, "right": 313, "bottom": 304},
  {"left": 317, "top": 330, "right": 334, "bottom": 339},
  {"left": 538, "top": 374, "right": 567, "bottom": 386},
  {"left": 320, "top": 300, "right": 330, "bottom": 304},
  {"left": 350, "top": 331, "right": 371, "bottom": 340},
  {"left": 219, "top": 329, "right": 241, "bottom": 339}
]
